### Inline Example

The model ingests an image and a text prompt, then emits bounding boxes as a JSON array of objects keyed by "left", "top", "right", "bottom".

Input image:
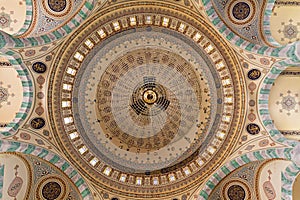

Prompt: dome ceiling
[
  {"left": 49, "top": 4, "right": 245, "bottom": 197},
  {"left": 0, "top": 0, "right": 300, "bottom": 200}
]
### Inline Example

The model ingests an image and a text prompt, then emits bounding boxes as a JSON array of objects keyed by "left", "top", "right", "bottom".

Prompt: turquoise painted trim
[
  {"left": 0, "top": 33, "right": 6, "bottom": 49},
  {"left": 69, "top": 170, "right": 78, "bottom": 179},
  {"left": 258, "top": 60, "right": 299, "bottom": 148},
  {"left": 281, "top": 163, "right": 300, "bottom": 198},
  {"left": 200, "top": 0, "right": 300, "bottom": 63},
  {"left": 0, "top": 49, "right": 33, "bottom": 138},
  {"left": 261, "top": 0, "right": 282, "bottom": 46},
  {"left": 256, "top": 60, "right": 300, "bottom": 200},
  {"left": 0, "top": 140, "right": 94, "bottom": 200},
  {"left": 198, "top": 148, "right": 294, "bottom": 199},
  {"left": 81, "top": 188, "right": 91, "bottom": 198},
  {"left": 14, "top": 0, "right": 33, "bottom": 36},
  {"left": 0, "top": 0, "right": 95, "bottom": 48},
  {"left": 49, "top": 155, "right": 60, "bottom": 164}
]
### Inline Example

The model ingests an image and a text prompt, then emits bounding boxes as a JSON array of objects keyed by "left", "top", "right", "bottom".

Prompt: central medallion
[
  {"left": 49, "top": 6, "right": 244, "bottom": 197},
  {"left": 143, "top": 89, "right": 157, "bottom": 104},
  {"left": 95, "top": 48, "right": 204, "bottom": 158},
  {"left": 131, "top": 77, "right": 169, "bottom": 116}
]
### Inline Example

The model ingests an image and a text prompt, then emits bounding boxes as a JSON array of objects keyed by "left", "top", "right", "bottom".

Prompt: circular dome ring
[{"left": 48, "top": 3, "right": 245, "bottom": 198}]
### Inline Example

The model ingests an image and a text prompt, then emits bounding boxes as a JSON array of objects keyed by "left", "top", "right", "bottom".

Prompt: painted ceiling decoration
[
  {"left": 0, "top": 0, "right": 95, "bottom": 49},
  {"left": 0, "top": 0, "right": 32, "bottom": 36},
  {"left": 210, "top": 0, "right": 270, "bottom": 45},
  {"left": 199, "top": 0, "right": 300, "bottom": 64},
  {"left": 0, "top": 50, "right": 33, "bottom": 138},
  {"left": 49, "top": 3, "right": 245, "bottom": 198},
  {"left": 0, "top": 140, "right": 93, "bottom": 199},
  {"left": 198, "top": 147, "right": 297, "bottom": 199},
  {"left": 271, "top": 1, "right": 300, "bottom": 45},
  {"left": 0, "top": 0, "right": 300, "bottom": 200},
  {"left": 0, "top": 152, "right": 84, "bottom": 199},
  {"left": 258, "top": 60, "right": 300, "bottom": 148}
]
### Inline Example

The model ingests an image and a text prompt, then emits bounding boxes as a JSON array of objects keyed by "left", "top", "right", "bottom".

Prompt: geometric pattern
[
  {"left": 277, "top": 19, "right": 300, "bottom": 44},
  {"left": 257, "top": 61, "right": 300, "bottom": 200},
  {"left": 0, "top": 83, "right": 14, "bottom": 108},
  {"left": 0, "top": 0, "right": 95, "bottom": 49},
  {"left": 15, "top": 0, "right": 34, "bottom": 36},
  {"left": 0, "top": 0, "right": 33, "bottom": 36},
  {"left": 0, "top": 11, "right": 13, "bottom": 29},
  {"left": 209, "top": 161, "right": 262, "bottom": 200},
  {"left": 0, "top": 140, "right": 92, "bottom": 199},
  {"left": 0, "top": 7, "right": 18, "bottom": 33},
  {"left": 211, "top": 0, "right": 266, "bottom": 45},
  {"left": 200, "top": 0, "right": 300, "bottom": 61},
  {"left": 0, "top": 50, "right": 33, "bottom": 137},
  {"left": 1, "top": 1, "right": 300, "bottom": 200},
  {"left": 50, "top": 7, "right": 242, "bottom": 197},
  {"left": 196, "top": 1, "right": 300, "bottom": 195},
  {"left": 25, "top": 154, "right": 82, "bottom": 200},
  {"left": 198, "top": 147, "right": 295, "bottom": 199},
  {"left": 276, "top": 90, "right": 300, "bottom": 115},
  {"left": 283, "top": 23, "right": 298, "bottom": 39},
  {"left": 259, "top": 61, "right": 299, "bottom": 147},
  {"left": 0, "top": 86, "right": 9, "bottom": 104},
  {"left": 272, "top": 1, "right": 300, "bottom": 45}
]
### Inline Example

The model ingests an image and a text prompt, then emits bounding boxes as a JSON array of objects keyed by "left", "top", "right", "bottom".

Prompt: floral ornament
[
  {"left": 0, "top": 82, "right": 14, "bottom": 108},
  {"left": 276, "top": 90, "right": 300, "bottom": 116}
]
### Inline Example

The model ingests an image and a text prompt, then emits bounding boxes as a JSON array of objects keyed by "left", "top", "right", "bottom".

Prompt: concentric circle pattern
[
  {"left": 222, "top": 180, "right": 251, "bottom": 200},
  {"left": 42, "top": 0, "right": 72, "bottom": 18},
  {"left": 42, "top": 182, "right": 61, "bottom": 200},
  {"left": 232, "top": 2, "right": 250, "bottom": 20},
  {"left": 36, "top": 175, "right": 68, "bottom": 200},
  {"left": 49, "top": 4, "right": 245, "bottom": 198},
  {"left": 48, "top": 0, "right": 67, "bottom": 12},
  {"left": 227, "top": 0, "right": 256, "bottom": 25},
  {"left": 227, "top": 185, "right": 245, "bottom": 200},
  {"left": 77, "top": 44, "right": 211, "bottom": 172},
  {"left": 97, "top": 49, "right": 203, "bottom": 155},
  {"left": 73, "top": 29, "right": 216, "bottom": 172}
]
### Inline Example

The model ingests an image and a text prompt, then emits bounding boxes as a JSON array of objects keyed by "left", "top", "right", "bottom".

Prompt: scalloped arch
[
  {"left": 200, "top": 0, "right": 300, "bottom": 62},
  {"left": 0, "top": 140, "right": 93, "bottom": 200},
  {"left": 198, "top": 148, "right": 295, "bottom": 199},
  {"left": 0, "top": 0, "right": 95, "bottom": 49},
  {"left": 13, "top": 0, "right": 34, "bottom": 36},
  {"left": 262, "top": 0, "right": 282, "bottom": 46},
  {"left": 0, "top": 49, "right": 33, "bottom": 138},
  {"left": 258, "top": 60, "right": 300, "bottom": 147},
  {"left": 0, "top": 0, "right": 33, "bottom": 36}
]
